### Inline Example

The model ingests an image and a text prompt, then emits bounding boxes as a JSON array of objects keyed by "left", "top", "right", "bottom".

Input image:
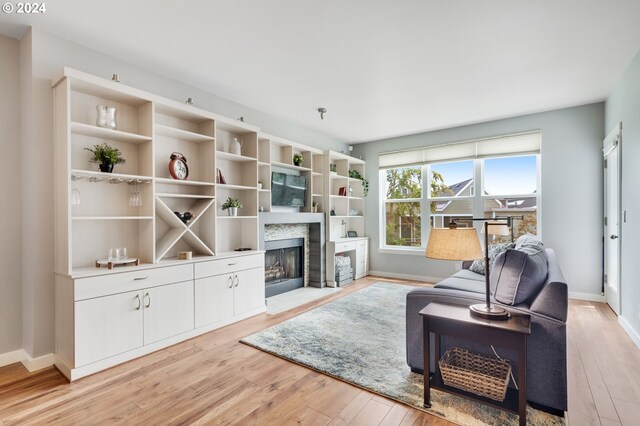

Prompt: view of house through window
[{"left": 381, "top": 146, "right": 540, "bottom": 249}]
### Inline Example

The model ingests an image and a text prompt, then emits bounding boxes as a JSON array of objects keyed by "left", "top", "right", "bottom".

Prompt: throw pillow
[
  {"left": 490, "top": 237, "right": 548, "bottom": 305},
  {"left": 468, "top": 242, "right": 515, "bottom": 275}
]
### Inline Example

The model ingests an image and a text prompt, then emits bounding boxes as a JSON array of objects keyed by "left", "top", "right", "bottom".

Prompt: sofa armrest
[{"left": 530, "top": 281, "right": 568, "bottom": 322}]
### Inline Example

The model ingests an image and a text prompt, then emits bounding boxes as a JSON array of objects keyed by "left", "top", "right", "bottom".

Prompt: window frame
[{"left": 379, "top": 153, "right": 541, "bottom": 253}]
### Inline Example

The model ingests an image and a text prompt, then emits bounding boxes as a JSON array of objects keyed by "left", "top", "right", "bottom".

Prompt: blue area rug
[{"left": 241, "top": 282, "right": 565, "bottom": 426}]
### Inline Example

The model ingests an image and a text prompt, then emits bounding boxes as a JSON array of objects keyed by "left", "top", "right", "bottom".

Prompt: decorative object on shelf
[
  {"left": 230, "top": 137, "right": 243, "bottom": 155},
  {"left": 85, "top": 143, "right": 126, "bottom": 173},
  {"left": 216, "top": 168, "right": 227, "bottom": 184},
  {"left": 341, "top": 220, "right": 347, "bottom": 238},
  {"left": 312, "top": 200, "right": 318, "bottom": 213},
  {"left": 349, "top": 209, "right": 361, "bottom": 216},
  {"left": 178, "top": 251, "right": 192, "bottom": 260},
  {"left": 330, "top": 207, "right": 336, "bottom": 216},
  {"left": 293, "top": 153, "right": 304, "bottom": 167},
  {"left": 347, "top": 230, "right": 358, "bottom": 238},
  {"left": 71, "top": 175, "right": 81, "bottom": 206},
  {"left": 221, "top": 197, "right": 243, "bottom": 216},
  {"left": 234, "top": 247, "right": 253, "bottom": 251},
  {"left": 185, "top": 97, "right": 194, "bottom": 105},
  {"left": 111, "top": 73, "right": 120, "bottom": 82},
  {"left": 96, "top": 106, "right": 117, "bottom": 130},
  {"left": 258, "top": 180, "right": 263, "bottom": 190},
  {"left": 338, "top": 187, "right": 347, "bottom": 196},
  {"left": 173, "top": 211, "right": 194, "bottom": 224},
  {"left": 348, "top": 169, "right": 369, "bottom": 197},
  {"left": 349, "top": 186, "right": 354, "bottom": 196},
  {"left": 95, "top": 257, "right": 140, "bottom": 269},
  {"left": 425, "top": 217, "right": 512, "bottom": 320},
  {"left": 348, "top": 145, "right": 354, "bottom": 156},
  {"left": 259, "top": 206, "right": 264, "bottom": 212},
  {"left": 237, "top": 116, "right": 245, "bottom": 122},
  {"left": 168, "top": 152, "right": 189, "bottom": 180},
  {"left": 330, "top": 163, "right": 337, "bottom": 174},
  {"left": 317, "top": 107, "right": 327, "bottom": 120}
]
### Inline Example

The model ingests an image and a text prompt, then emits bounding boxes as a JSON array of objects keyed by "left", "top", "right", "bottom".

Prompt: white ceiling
[{"left": 2, "top": 0, "right": 640, "bottom": 143}]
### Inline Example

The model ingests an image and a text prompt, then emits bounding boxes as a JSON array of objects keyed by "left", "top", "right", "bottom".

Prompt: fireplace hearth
[{"left": 264, "top": 238, "right": 304, "bottom": 297}]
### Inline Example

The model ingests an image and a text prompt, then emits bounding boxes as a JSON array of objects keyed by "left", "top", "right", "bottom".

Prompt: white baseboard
[
  {"left": 22, "top": 351, "right": 55, "bottom": 372},
  {"left": 0, "top": 349, "right": 55, "bottom": 372},
  {"left": 568, "top": 291, "right": 605, "bottom": 302},
  {"left": 368, "top": 270, "right": 442, "bottom": 284},
  {"left": 0, "top": 349, "right": 24, "bottom": 368},
  {"left": 619, "top": 316, "right": 640, "bottom": 349}
]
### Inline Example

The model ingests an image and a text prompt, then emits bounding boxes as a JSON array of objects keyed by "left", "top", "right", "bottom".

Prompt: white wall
[
  {"left": 0, "top": 34, "right": 22, "bottom": 355},
  {"left": 606, "top": 48, "right": 640, "bottom": 344},
  {"left": 353, "top": 103, "right": 605, "bottom": 298},
  {"left": 15, "top": 28, "right": 348, "bottom": 359}
]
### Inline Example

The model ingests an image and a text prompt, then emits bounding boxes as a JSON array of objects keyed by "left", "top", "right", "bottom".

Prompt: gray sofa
[{"left": 406, "top": 248, "right": 568, "bottom": 414}]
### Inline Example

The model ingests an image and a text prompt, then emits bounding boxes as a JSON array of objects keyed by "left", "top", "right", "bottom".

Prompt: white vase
[
  {"left": 228, "top": 207, "right": 238, "bottom": 216},
  {"left": 96, "top": 106, "right": 117, "bottom": 130},
  {"left": 229, "top": 137, "right": 243, "bottom": 155}
]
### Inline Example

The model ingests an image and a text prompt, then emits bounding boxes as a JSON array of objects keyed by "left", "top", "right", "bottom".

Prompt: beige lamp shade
[{"left": 425, "top": 228, "right": 483, "bottom": 261}]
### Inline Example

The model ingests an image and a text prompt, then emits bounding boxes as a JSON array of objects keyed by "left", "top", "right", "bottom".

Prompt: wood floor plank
[
  {"left": 348, "top": 398, "right": 393, "bottom": 426},
  {"left": 379, "top": 403, "right": 410, "bottom": 426},
  {"left": 0, "top": 279, "right": 634, "bottom": 425}
]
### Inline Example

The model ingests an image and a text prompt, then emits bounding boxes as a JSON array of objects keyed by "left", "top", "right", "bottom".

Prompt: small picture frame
[{"left": 347, "top": 231, "right": 358, "bottom": 238}]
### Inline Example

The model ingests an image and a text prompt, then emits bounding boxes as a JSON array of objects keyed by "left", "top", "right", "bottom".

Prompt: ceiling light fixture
[{"left": 317, "top": 107, "right": 327, "bottom": 120}]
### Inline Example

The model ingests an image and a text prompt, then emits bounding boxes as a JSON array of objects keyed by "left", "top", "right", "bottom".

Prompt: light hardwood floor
[{"left": 0, "top": 277, "right": 638, "bottom": 425}]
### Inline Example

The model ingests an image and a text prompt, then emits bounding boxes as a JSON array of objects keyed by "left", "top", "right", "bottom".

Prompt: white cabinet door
[
  {"left": 143, "top": 281, "right": 194, "bottom": 345},
  {"left": 355, "top": 240, "right": 368, "bottom": 279},
  {"left": 75, "top": 290, "right": 143, "bottom": 367},
  {"left": 233, "top": 267, "right": 265, "bottom": 315},
  {"left": 194, "top": 274, "right": 234, "bottom": 328}
]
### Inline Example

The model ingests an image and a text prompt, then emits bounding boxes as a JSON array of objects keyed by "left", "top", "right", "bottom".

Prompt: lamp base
[{"left": 469, "top": 304, "right": 510, "bottom": 320}]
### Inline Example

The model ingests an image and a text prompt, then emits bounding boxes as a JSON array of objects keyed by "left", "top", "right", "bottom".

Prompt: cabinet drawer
[
  {"left": 195, "top": 253, "right": 264, "bottom": 279},
  {"left": 334, "top": 241, "right": 356, "bottom": 253},
  {"left": 74, "top": 264, "right": 193, "bottom": 301},
  {"left": 356, "top": 240, "right": 368, "bottom": 250}
]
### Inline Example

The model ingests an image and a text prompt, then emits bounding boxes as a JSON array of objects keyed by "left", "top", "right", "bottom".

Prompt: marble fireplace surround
[{"left": 259, "top": 212, "right": 326, "bottom": 288}]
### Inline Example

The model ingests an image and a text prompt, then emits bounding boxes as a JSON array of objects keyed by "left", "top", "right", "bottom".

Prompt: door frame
[{"left": 603, "top": 122, "right": 622, "bottom": 315}]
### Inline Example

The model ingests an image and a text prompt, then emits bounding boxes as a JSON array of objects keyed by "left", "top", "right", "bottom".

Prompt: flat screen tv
[{"left": 271, "top": 172, "right": 307, "bottom": 207}]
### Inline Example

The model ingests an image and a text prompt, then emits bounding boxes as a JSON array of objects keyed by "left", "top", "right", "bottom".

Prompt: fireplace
[{"left": 264, "top": 238, "right": 304, "bottom": 297}]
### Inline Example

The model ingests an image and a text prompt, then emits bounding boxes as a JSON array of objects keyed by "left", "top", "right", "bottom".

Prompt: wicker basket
[{"left": 438, "top": 347, "right": 511, "bottom": 402}]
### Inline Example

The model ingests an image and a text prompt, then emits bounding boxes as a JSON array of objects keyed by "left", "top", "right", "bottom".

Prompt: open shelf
[
  {"left": 72, "top": 216, "right": 154, "bottom": 221},
  {"left": 71, "top": 122, "right": 152, "bottom": 144},
  {"left": 216, "top": 183, "right": 256, "bottom": 191},
  {"left": 155, "top": 177, "right": 214, "bottom": 187},
  {"left": 155, "top": 124, "right": 215, "bottom": 143},
  {"left": 271, "top": 161, "right": 311, "bottom": 172},
  {"left": 217, "top": 151, "right": 257, "bottom": 163}
]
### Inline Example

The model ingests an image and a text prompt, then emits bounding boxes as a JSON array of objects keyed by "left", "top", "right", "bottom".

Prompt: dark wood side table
[{"left": 420, "top": 302, "right": 531, "bottom": 426}]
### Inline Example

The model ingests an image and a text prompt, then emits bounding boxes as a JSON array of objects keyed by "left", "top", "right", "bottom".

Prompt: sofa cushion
[
  {"left": 490, "top": 241, "right": 548, "bottom": 305},
  {"left": 468, "top": 242, "right": 514, "bottom": 275},
  {"left": 451, "top": 269, "right": 484, "bottom": 282},
  {"left": 435, "top": 276, "right": 485, "bottom": 294}
]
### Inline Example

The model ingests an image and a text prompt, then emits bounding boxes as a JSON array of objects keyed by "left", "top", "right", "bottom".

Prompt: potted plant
[
  {"left": 349, "top": 169, "right": 369, "bottom": 197},
  {"left": 293, "top": 153, "right": 304, "bottom": 167},
  {"left": 258, "top": 179, "right": 263, "bottom": 190},
  {"left": 221, "top": 197, "right": 243, "bottom": 216},
  {"left": 85, "top": 143, "right": 126, "bottom": 173},
  {"left": 312, "top": 200, "right": 319, "bottom": 213},
  {"left": 329, "top": 163, "right": 337, "bottom": 174}
]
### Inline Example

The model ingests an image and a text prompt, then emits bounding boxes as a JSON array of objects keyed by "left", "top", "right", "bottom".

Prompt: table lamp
[{"left": 425, "top": 219, "right": 511, "bottom": 320}]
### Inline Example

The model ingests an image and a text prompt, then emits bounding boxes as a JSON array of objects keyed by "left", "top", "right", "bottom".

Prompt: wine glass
[
  {"left": 109, "top": 248, "right": 120, "bottom": 261},
  {"left": 119, "top": 247, "right": 128, "bottom": 260},
  {"left": 71, "top": 177, "right": 81, "bottom": 206}
]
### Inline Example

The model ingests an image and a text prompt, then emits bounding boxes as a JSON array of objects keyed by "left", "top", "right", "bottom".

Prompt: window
[
  {"left": 384, "top": 167, "right": 422, "bottom": 247},
  {"left": 379, "top": 132, "right": 541, "bottom": 251}
]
